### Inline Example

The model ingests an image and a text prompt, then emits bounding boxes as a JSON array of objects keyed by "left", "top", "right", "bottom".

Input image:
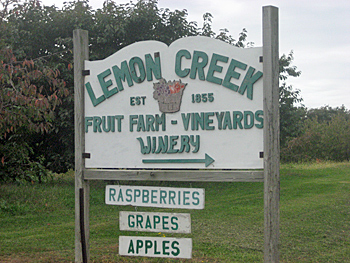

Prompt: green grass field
[{"left": 0, "top": 162, "right": 349, "bottom": 262}]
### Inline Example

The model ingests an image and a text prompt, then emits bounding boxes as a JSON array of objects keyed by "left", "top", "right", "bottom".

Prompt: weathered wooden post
[
  {"left": 74, "top": 29, "right": 90, "bottom": 263},
  {"left": 263, "top": 5, "right": 280, "bottom": 263}
]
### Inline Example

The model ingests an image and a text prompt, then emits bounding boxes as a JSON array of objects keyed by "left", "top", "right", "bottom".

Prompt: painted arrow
[{"left": 142, "top": 154, "right": 215, "bottom": 167}]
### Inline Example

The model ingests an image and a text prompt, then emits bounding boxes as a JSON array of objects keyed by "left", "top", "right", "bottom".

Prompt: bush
[{"left": 281, "top": 114, "right": 350, "bottom": 162}]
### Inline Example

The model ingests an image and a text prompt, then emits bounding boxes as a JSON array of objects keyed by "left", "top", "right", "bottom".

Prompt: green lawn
[{"left": 0, "top": 162, "right": 349, "bottom": 262}]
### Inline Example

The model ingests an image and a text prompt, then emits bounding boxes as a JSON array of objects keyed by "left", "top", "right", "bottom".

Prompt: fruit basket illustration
[{"left": 153, "top": 78, "right": 187, "bottom": 113}]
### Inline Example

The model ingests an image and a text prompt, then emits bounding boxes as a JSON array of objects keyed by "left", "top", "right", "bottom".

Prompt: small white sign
[
  {"left": 106, "top": 185, "right": 204, "bottom": 209},
  {"left": 119, "top": 236, "right": 192, "bottom": 259},
  {"left": 119, "top": 211, "right": 191, "bottom": 233}
]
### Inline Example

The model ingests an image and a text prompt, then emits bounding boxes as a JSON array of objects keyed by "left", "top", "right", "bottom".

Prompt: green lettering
[
  {"left": 244, "top": 111, "right": 254, "bottom": 129},
  {"left": 137, "top": 115, "right": 145, "bottom": 131},
  {"left": 151, "top": 190, "right": 157, "bottom": 204},
  {"left": 136, "top": 215, "right": 143, "bottom": 228},
  {"left": 136, "top": 240, "right": 143, "bottom": 254},
  {"left": 175, "top": 49, "right": 191, "bottom": 78},
  {"left": 98, "top": 69, "right": 118, "bottom": 98},
  {"left": 206, "top": 53, "right": 228, "bottom": 85},
  {"left": 162, "top": 216, "right": 169, "bottom": 230},
  {"left": 85, "top": 82, "right": 105, "bottom": 107},
  {"left": 145, "top": 53, "right": 162, "bottom": 81},
  {"left": 168, "top": 191, "right": 176, "bottom": 205},
  {"left": 171, "top": 217, "right": 178, "bottom": 230},
  {"left": 183, "top": 191, "right": 190, "bottom": 205},
  {"left": 117, "top": 189, "right": 124, "bottom": 202},
  {"left": 233, "top": 111, "right": 243, "bottom": 129},
  {"left": 190, "top": 51, "right": 208, "bottom": 80},
  {"left": 222, "top": 111, "right": 232, "bottom": 130},
  {"left": 129, "top": 57, "right": 146, "bottom": 83},
  {"left": 193, "top": 112, "right": 204, "bottom": 130},
  {"left": 160, "top": 190, "right": 167, "bottom": 204},
  {"left": 102, "top": 116, "right": 112, "bottom": 132},
  {"left": 109, "top": 188, "right": 116, "bottom": 201},
  {"left": 154, "top": 240, "right": 161, "bottom": 255},
  {"left": 155, "top": 113, "right": 166, "bottom": 131},
  {"left": 85, "top": 117, "right": 93, "bottom": 133},
  {"left": 192, "top": 191, "right": 200, "bottom": 205},
  {"left": 137, "top": 137, "right": 151, "bottom": 154},
  {"left": 153, "top": 215, "right": 161, "bottom": 228},
  {"left": 168, "top": 136, "right": 179, "bottom": 154},
  {"left": 129, "top": 115, "right": 138, "bottom": 132},
  {"left": 204, "top": 112, "right": 215, "bottom": 130},
  {"left": 145, "top": 216, "right": 152, "bottom": 229},
  {"left": 142, "top": 189, "right": 149, "bottom": 203},
  {"left": 190, "top": 135, "right": 200, "bottom": 153},
  {"left": 162, "top": 240, "right": 170, "bottom": 255},
  {"left": 181, "top": 113, "right": 190, "bottom": 131},
  {"left": 155, "top": 136, "right": 168, "bottom": 154},
  {"left": 145, "top": 115, "right": 155, "bottom": 131},
  {"left": 93, "top": 116, "right": 102, "bottom": 132},
  {"left": 215, "top": 112, "right": 224, "bottom": 130},
  {"left": 178, "top": 135, "right": 190, "bottom": 153},
  {"left": 255, "top": 110, "right": 264, "bottom": 129},
  {"left": 134, "top": 189, "right": 141, "bottom": 202},
  {"left": 125, "top": 189, "right": 132, "bottom": 202},
  {"left": 127, "top": 240, "right": 135, "bottom": 254},
  {"left": 171, "top": 241, "right": 180, "bottom": 256},
  {"left": 145, "top": 240, "right": 153, "bottom": 254},
  {"left": 112, "top": 60, "right": 133, "bottom": 91},
  {"left": 238, "top": 66, "right": 263, "bottom": 100},
  {"left": 223, "top": 59, "right": 247, "bottom": 92},
  {"left": 115, "top": 115, "right": 124, "bottom": 132},
  {"left": 128, "top": 215, "right": 135, "bottom": 227}
]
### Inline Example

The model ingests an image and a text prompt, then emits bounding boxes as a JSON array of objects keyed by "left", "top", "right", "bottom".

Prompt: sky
[{"left": 42, "top": 0, "right": 350, "bottom": 109}]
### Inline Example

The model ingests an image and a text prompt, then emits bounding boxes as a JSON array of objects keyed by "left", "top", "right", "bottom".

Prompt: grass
[{"left": 0, "top": 161, "right": 349, "bottom": 262}]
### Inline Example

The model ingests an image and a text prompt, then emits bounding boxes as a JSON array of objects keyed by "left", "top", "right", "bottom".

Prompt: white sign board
[
  {"left": 84, "top": 36, "right": 263, "bottom": 170},
  {"left": 119, "top": 236, "right": 192, "bottom": 259},
  {"left": 119, "top": 211, "right": 191, "bottom": 233},
  {"left": 106, "top": 185, "right": 204, "bottom": 209}
]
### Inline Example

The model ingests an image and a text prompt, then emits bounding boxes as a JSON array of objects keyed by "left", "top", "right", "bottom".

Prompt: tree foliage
[
  {"left": 278, "top": 51, "right": 305, "bottom": 148},
  {"left": 0, "top": 0, "right": 320, "bottom": 181},
  {"left": 0, "top": 45, "right": 67, "bottom": 182}
]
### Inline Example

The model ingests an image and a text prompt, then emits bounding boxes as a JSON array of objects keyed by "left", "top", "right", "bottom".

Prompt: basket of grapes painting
[{"left": 153, "top": 78, "right": 187, "bottom": 113}]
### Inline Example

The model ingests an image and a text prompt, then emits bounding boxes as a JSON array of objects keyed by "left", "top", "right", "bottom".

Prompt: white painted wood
[
  {"left": 84, "top": 37, "right": 264, "bottom": 170},
  {"left": 119, "top": 236, "right": 192, "bottom": 259},
  {"left": 106, "top": 185, "right": 204, "bottom": 209},
  {"left": 74, "top": 29, "right": 90, "bottom": 263},
  {"left": 119, "top": 211, "right": 191, "bottom": 233},
  {"left": 263, "top": 6, "right": 280, "bottom": 263},
  {"left": 84, "top": 169, "right": 264, "bottom": 182}
]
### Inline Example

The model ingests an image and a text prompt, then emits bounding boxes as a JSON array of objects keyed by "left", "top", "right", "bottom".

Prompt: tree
[
  {"left": 279, "top": 51, "right": 304, "bottom": 148},
  {"left": 281, "top": 112, "right": 350, "bottom": 162},
  {"left": 0, "top": 0, "right": 204, "bottom": 178},
  {"left": 307, "top": 105, "right": 349, "bottom": 123},
  {"left": 0, "top": 46, "right": 67, "bottom": 182},
  {"left": 1, "top": 0, "right": 304, "bottom": 179}
]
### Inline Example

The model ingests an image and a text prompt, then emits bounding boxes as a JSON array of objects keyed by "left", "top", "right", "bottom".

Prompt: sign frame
[{"left": 74, "top": 5, "right": 279, "bottom": 262}]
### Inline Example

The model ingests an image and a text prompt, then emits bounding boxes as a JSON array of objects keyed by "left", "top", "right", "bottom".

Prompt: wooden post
[
  {"left": 74, "top": 29, "right": 90, "bottom": 263},
  {"left": 263, "top": 6, "right": 280, "bottom": 263}
]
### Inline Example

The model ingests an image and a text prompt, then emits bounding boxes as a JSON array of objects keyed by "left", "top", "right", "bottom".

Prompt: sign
[
  {"left": 105, "top": 185, "right": 204, "bottom": 209},
  {"left": 119, "top": 236, "right": 192, "bottom": 259},
  {"left": 119, "top": 211, "right": 191, "bottom": 233},
  {"left": 84, "top": 36, "right": 263, "bottom": 170}
]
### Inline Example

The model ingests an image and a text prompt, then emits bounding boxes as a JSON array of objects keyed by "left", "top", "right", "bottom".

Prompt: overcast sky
[{"left": 43, "top": 0, "right": 350, "bottom": 109}]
